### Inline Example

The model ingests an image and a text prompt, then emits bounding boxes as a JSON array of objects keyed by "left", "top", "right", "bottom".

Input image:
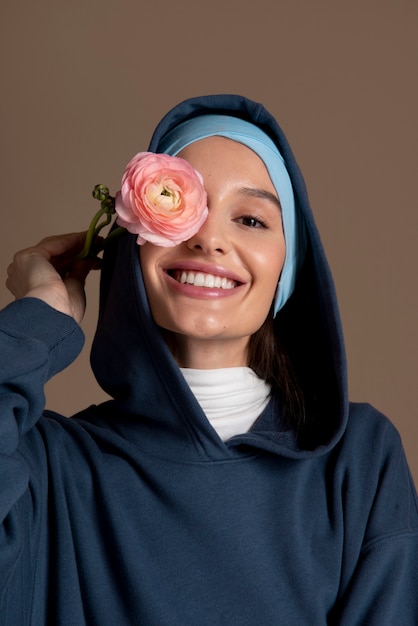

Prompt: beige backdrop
[{"left": 1, "top": 0, "right": 417, "bottom": 481}]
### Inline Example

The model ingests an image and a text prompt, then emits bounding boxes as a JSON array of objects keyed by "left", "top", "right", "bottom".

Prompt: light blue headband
[{"left": 158, "top": 114, "right": 306, "bottom": 315}]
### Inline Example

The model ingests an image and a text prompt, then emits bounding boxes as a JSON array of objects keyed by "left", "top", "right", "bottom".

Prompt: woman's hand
[{"left": 6, "top": 232, "right": 101, "bottom": 324}]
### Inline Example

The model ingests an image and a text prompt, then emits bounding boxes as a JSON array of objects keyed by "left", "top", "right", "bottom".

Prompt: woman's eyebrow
[{"left": 238, "top": 187, "right": 282, "bottom": 211}]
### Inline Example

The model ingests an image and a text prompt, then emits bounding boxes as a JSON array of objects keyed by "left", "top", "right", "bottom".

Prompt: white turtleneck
[{"left": 180, "top": 367, "right": 271, "bottom": 442}]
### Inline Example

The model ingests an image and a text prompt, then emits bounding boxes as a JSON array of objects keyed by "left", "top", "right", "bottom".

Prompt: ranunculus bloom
[{"left": 115, "top": 152, "right": 208, "bottom": 247}]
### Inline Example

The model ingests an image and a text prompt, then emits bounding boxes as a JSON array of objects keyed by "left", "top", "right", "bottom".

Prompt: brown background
[{"left": 0, "top": 1, "right": 417, "bottom": 481}]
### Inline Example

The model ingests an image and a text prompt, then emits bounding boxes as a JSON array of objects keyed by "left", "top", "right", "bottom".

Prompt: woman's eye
[{"left": 239, "top": 215, "right": 267, "bottom": 229}]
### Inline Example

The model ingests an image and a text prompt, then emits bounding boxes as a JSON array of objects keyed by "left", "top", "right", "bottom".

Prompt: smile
[{"left": 171, "top": 270, "right": 237, "bottom": 290}]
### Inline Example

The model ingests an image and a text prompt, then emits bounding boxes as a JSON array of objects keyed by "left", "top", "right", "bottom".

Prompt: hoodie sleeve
[
  {"left": 0, "top": 297, "right": 84, "bottom": 522},
  {"left": 334, "top": 530, "right": 418, "bottom": 625},
  {"left": 330, "top": 407, "right": 418, "bottom": 625}
]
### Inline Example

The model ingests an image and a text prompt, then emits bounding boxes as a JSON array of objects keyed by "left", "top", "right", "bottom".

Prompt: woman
[{"left": 2, "top": 94, "right": 417, "bottom": 624}]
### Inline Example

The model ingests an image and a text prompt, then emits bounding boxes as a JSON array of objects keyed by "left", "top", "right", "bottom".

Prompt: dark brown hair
[{"left": 248, "top": 307, "right": 306, "bottom": 434}]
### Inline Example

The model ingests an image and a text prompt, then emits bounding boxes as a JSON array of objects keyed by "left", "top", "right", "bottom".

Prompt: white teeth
[
  {"left": 203, "top": 273, "right": 214, "bottom": 288},
  {"left": 194, "top": 272, "right": 205, "bottom": 287},
  {"left": 177, "top": 271, "right": 235, "bottom": 289}
]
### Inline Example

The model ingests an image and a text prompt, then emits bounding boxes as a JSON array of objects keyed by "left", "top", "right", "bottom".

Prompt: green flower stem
[{"left": 76, "top": 185, "right": 125, "bottom": 260}]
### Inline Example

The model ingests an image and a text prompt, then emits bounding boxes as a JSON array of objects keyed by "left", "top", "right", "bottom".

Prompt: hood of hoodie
[{"left": 89, "top": 94, "right": 348, "bottom": 462}]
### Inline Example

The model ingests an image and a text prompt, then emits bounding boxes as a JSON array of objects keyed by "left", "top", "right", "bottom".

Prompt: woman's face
[{"left": 140, "top": 136, "right": 285, "bottom": 368}]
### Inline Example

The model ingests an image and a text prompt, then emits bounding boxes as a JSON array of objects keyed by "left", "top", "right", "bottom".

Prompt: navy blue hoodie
[{"left": 1, "top": 95, "right": 417, "bottom": 625}]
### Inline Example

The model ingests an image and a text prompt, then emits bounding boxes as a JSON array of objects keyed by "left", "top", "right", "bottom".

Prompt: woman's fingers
[{"left": 5, "top": 233, "right": 101, "bottom": 324}]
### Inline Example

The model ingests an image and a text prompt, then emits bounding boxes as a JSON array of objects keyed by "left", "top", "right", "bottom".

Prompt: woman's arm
[
  {"left": 0, "top": 233, "right": 97, "bottom": 582},
  {"left": 329, "top": 409, "right": 418, "bottom": 625}
]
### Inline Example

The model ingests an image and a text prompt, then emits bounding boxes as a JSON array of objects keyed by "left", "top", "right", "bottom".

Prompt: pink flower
[{"left": 115, "top": 152, "right": 208, "bottom": 247}]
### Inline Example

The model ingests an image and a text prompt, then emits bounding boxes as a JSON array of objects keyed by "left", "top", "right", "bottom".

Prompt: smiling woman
[
  {"left": 140, "top": 136, "right": 286, "bottom": 368},
  {"left": 1, "top": 94, "right": 418, "bottom": 625}
]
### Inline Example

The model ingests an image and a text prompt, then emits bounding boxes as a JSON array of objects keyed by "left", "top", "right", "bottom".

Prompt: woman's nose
[{"left": 186, "top": 208, "right": 230, "bottom": 255}]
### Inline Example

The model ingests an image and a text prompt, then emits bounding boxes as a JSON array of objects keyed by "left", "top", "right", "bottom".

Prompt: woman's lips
[{"left": 164, "top": 262, "right": 246, "bottom": 298}]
